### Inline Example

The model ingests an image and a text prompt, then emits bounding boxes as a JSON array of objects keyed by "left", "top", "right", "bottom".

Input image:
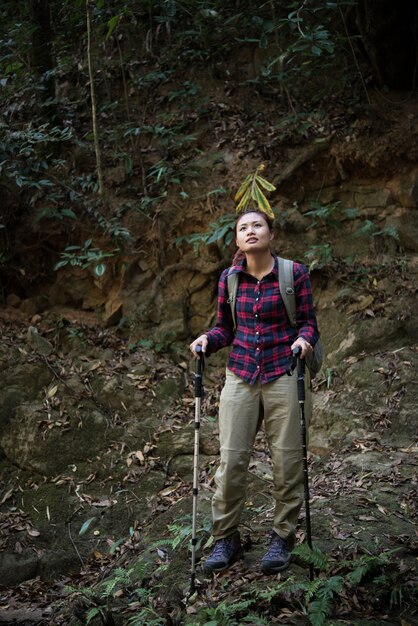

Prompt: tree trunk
[
  {"left": 28, "top": 0, "right": 55, "bottom": 100},
  {"left": 86, "top": 0, "right": 105, "bottom": 196},
  {"left": 347, "top": 0, "right": 418, "bottom": 90}
]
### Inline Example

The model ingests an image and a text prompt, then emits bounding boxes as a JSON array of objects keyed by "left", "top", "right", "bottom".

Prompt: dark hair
[{"left": 231, "top": 209, "right": 274, "bottom": 265}]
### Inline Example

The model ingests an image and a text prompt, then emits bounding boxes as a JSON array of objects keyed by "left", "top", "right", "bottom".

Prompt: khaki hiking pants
[{"left": 212, "top": 368, "right": 312, "bottom": 541}]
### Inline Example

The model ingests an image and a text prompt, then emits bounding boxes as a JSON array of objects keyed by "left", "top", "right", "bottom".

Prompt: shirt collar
[{"left": 230, "top": 254, "right": 278, "bottom": 277}]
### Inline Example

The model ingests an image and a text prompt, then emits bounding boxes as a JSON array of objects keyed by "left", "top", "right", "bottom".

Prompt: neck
[{"left": 245, "top": 251, "right": 274, "bottom": 279}]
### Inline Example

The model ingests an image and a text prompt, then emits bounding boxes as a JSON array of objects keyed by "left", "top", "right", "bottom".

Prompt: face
[{"left": 235, "top": 212, "right": 273, "bottom": 253}]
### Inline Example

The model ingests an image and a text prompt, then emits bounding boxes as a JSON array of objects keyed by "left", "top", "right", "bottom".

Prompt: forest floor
[{"left": 0, "top": 319, "right": 416, "bottom": 626}]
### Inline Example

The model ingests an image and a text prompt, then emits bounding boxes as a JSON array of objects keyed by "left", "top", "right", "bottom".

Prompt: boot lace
[{"left": 211, "top": 535, "right": 235, "bottom": 558}]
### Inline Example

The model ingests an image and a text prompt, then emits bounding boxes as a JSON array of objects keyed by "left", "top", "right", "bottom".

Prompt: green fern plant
[
  {"left": 289, "top": 544, "right": 406, "bottom": 626},
  {"left": 200, "top": 597, "right": 255, "bottom": 626},
  {"left": 342, "top": 548, "right": 402, "bottom": 585},
  {"left": 127, "top": 608, "right": 164, "bottom": 626},
  {"left": 100, "top": 567, "right": 134, "bottom": 597},
  {"left": 304, "top": 242, "right": 333, "bottom": 271},
  {"left": 305, "top": 576, "right": 344, "bottom": 626},
  {"left": 293, "top": 543, "right": 328, "bottom": 571}
]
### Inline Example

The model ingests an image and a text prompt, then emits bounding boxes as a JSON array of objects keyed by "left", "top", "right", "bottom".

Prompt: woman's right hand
[{"left": 189, "top": 334, "right": 208, "bottom": 357}]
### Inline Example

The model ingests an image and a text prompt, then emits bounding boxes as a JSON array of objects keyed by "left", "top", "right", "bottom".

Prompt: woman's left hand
[{"left": 291, "top": 337, "right": 313, "bottom": 359}]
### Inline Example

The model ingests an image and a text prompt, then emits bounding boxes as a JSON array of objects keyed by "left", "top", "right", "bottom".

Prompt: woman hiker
[{"left": 189, "top": 208, "right": 320, "bottom": 575}]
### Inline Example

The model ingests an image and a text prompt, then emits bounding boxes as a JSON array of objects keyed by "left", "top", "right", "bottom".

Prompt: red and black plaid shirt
[{"left": 205, "top": 256, "right": 320, "bottom": 385}]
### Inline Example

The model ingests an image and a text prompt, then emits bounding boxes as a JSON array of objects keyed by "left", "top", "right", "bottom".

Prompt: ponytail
[{"left": 232, "top": 249, "right": 245, "bottom": 266}]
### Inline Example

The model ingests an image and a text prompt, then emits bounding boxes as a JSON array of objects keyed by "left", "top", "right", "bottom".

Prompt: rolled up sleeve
[
  {"left": 205, "top": 269, "right": 235, "bottom": 355},
  {"left": 294, "top": 263, "right": 320, "bottom": 347}
]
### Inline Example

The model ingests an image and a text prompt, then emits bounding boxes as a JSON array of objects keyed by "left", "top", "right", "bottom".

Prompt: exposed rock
[
  {"left": 388, "top": 170, "right": 418, "bottom": 208},
  {"left": 26, "top": 326, "right": 54, "bottom": 356},
  {"left": 386, "top": 207, "right": 418, "bottom": 252},
  {"left": 20, "top": 298, "right": 41, "bottom": 317},
  {"left": 104, "top": 292, "right": 123, "bottom": 326},
  {"left": 6, "top": 293, "right": 21, "bottom": 308}
]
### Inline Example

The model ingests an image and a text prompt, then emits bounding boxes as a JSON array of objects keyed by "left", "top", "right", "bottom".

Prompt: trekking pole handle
[
  {"left": 194, "top": 345, "right": 204, "bottom": 398},
  {"left": 286, "top": 346, "right": 300, "bottom": 375},
  {"left": 295, "top": 348, "right": 306, "bottom": 403}
]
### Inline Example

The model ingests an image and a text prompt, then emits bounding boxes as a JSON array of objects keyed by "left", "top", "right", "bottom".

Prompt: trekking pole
[
  {"left": 189, "top": 345, "right": 204, "bottom": 596},
  {"left": 288, "top": 348, "right": 314, "bottom": 581}
]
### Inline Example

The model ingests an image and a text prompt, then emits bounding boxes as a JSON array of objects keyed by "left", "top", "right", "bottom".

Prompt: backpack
[{"left": 227, "top": 257, "right": 324, "bottom": 378}]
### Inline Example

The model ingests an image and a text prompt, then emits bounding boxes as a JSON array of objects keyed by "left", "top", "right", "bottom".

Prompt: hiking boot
[
  {"left": 261, "top": 532, "right": 294, "bottom": 574},
  {"left": 203, "top": 531, "right": 242, "bottom": 573}
]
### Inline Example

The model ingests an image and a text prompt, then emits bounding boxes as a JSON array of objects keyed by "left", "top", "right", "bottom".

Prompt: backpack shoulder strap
[
  {"left": 227, "top": 268, "right": 239, "bottom": 332},
  {"left": 278, "top": 257, "right": 296, "bottom": 327}
]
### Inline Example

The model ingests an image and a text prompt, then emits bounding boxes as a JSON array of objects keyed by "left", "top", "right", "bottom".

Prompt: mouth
[{"left": 246, "top": 238, "right": 258, "bottom": 243}]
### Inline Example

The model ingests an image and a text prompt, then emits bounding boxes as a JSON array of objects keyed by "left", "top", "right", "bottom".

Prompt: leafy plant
[
  {"left": 287, "top": 544, "right": 404, "bottom": 626},
  {"left": 175, "top": 213, "right": 236, "bottom": 252},
  {"left": 127, "top": 608, "right": 164, "bottom": 626},
  {"left": 304, "top": 243, "right": 333, "bottom": 271},
  {"left": 54, "top": 239, "right": 119, "bottom": 276},
  {"left": 199, "top": 597, "right": 255, "bottom": 626},
  {"left": 234, "top": 164, "right": 276, "bottom": 217},
  {"left": 168, "top": 514, "right": 212, "bottom": 552},
  {"left": 305, "top": 201, "right": 357, "bottom": 229}
]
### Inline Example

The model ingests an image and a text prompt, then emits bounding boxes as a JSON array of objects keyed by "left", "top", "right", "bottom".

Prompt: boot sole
[{"left": 260, "top": 557, "right": 291, "bottom": 574}]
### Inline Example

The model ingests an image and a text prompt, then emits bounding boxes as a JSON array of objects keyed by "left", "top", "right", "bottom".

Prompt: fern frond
[
  {"left": 148, "top": 538, "right": 172, "bottom": 550},
  {"left": 342, "top": 550, "right": 401, "bottom": 586},
  {"left": 317, "top": 575, "right": 344, "bottom": 597},
  {"left": 293, "top": 543, "right": 329, "bottom": 571},
  {"left": 255, "top": 576, "right": 306, "bottom": 602},
  {"left": 132, "top": 557, "right": 154, "bottom": 580},
  {"left": 242, "top": 613, "right": 270, "bottom": 625},
  {"left": 304, "top": 577, "right": 324, "bottom": 602},
  {"left": 309, "top": 594, "right": 334, "bottom": 626},
  {"left": 86, "top": 607, "right": 101, "bottom": 624},
  {"left": 127, "top": 608, "right": 164, "bottom": 626},
  {"left": 223, "top": 597, "right": 254, "bottom": 616}
]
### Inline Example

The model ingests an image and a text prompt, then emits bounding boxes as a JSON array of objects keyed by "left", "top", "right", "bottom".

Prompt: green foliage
[
  {"left": 200, "top": 597, "right": 255, "bottom": 626},
  {"left": 85, "top": 606, "right": 101, "bottom": 624},
  {"left": 307, "top": 576, "right": 344, "bottom": 626},
  {"left": 130, "top": 338, "right": 168, "bottom": 353},
  {"left": 78, "top": 517, "right": 96, "bottom": 536},
  {"left": 168, "top": 514, "right": 212, "bottom": 552},
  {"left": 0, "top": 122, "right": 73, "bottom": 190},
  {"left": 175, "top": 214, "right": 236, "bottom": 252},
  {"left": 305, "top": 201, "right": 358, "bottom": 229},
  {"left": 0, "top": 0, "right": 370, "bottom": 289},
  {"left": 354, "top": 219, "right": 399, "bottom": 242},
  {"left": 304, "top": 243, "right": 333, "bottom": 271},
  {"left": 272, "top": 112, "right": 329, "bottom": 141},
  {"left": 54, "top": 239, "right": 118, "bottom": 276},
  {"left": 286, "top": 544, "right": 406, "bottom": 626},
  {"left": 127, "top": 609, "right": 164, "bottom": 626},
  {"left": 101, "top": 567, "right": 134, "bottom": 597},
  {"left": 293, "top": 543, "right": 329, "bottom": 571}
]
